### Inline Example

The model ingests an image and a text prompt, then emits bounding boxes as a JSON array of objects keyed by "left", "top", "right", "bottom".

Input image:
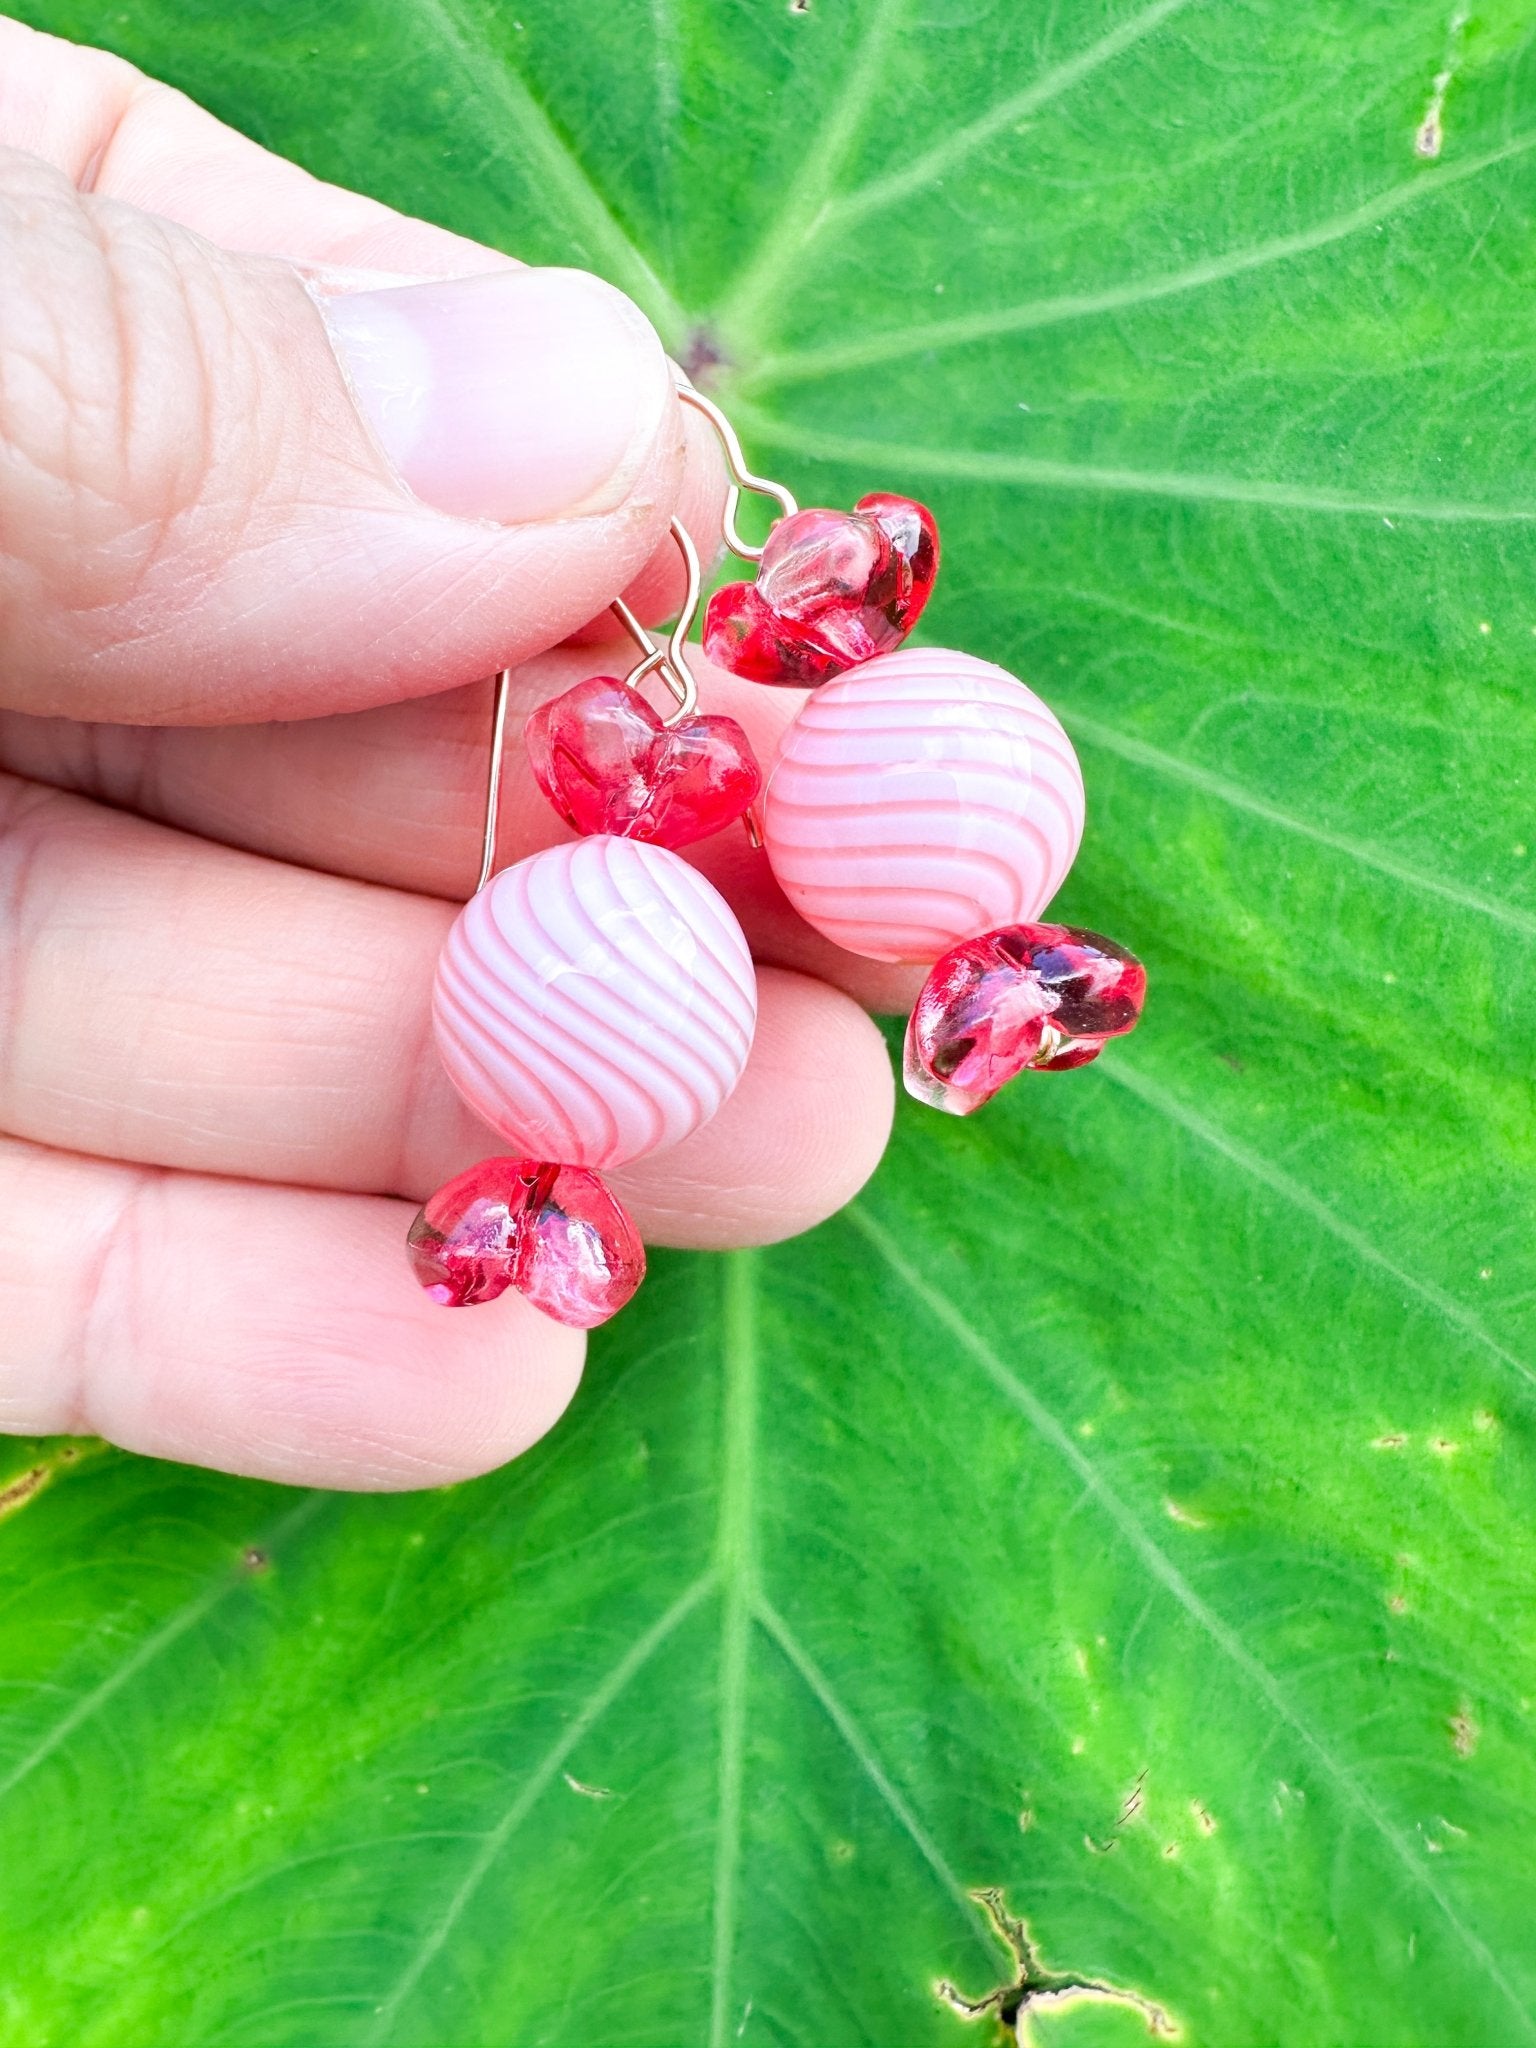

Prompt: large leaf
[{"left": 3, "top": 1, "right": 1535, "bottom": 2041}]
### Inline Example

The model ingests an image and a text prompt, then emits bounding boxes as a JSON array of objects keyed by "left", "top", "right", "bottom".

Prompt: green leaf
[{"left": 3, "top": 1, "right": 1536, "bottom": 2041}]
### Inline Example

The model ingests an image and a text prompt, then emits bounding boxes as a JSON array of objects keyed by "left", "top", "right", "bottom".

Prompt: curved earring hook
[
  {"left": 610, "top": 514, "right": 702, "bottom": 723},
  {"left": 674, "top": 378, "right": 797, "bottom": 562},
  {"left": 475, "top": 517, "right": 708, "bottom": 892}
]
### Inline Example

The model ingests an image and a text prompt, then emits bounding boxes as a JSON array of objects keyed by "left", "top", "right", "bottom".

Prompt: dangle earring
[
  {"left": 525, "top": 520, "right": 763, "bottom": 849},
  {"left": 677, "top": 379, "right": 1147, "bottom": 1114},
  {"left": 407, "top": 520, "right": 759, "bottom": 1326}
]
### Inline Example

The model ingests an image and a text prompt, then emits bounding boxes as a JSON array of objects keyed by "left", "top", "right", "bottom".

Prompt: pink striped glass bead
[
  {"left": 762, "top": 647, "right": 1085, "bottom": 963},
  {"left": 433, "top": 836, "right": 757, "bottom": 1171}
]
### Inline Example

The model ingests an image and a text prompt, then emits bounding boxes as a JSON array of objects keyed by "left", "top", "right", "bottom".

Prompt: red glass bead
[
  {"left": 703, "top": 494, "right": 940, "bottom": 687},
  {"left": 525, "top": 676, "right": 761, "bottom": 849},
  {"left": 904, "top": 924, "right": 1147, "bottom": 1116},
  {"left": 408, "top": 1156, "right": 645, "bottom": 1327},
  {"left": 701, "top": 582, "right": 846, "bottom": 687}
]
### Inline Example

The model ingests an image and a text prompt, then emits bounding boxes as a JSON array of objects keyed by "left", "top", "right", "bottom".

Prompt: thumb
[{"left": 0, "top": 147, "right": 681, "bottom": 723}]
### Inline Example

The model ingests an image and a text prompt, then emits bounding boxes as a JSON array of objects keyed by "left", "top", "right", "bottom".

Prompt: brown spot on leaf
[
  {"left": 1116, "top": 1769, "right": 1148, "bottom": 1829},
  {"left": 0, "top": 1466, "right": 48, "bottom": 1518}
]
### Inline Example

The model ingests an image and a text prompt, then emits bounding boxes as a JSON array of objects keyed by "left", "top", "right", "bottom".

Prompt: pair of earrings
[{"left": 407, "top": 386, "right": 1146, "bottom": 1327}]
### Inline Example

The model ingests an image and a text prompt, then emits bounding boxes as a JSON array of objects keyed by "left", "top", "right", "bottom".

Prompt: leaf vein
[
  {"left": 1065, "top": 708, "right": 1536, "bottom": 939},
  {"left": 365, "top": 1571, "right": 716, "bottom": 2043},
  {"left": 756, "top": 126, "right": 1536, "bottom": 384},
  {"left": 401, "top": 0, "right": 686, "bottom": 336},
  {"left": 708, "top": 1251, "right": 761, "bottom": 2048},
  {"left": 733, "top": 406, "right": 1536, "bottom": 523},
  {"left": 0, "top": 1493, "right": 326, "bottom": 1807},
  {"left": 1102, "top": 1060, "right": 1536, "bottom": 1397},
  {"left": 820, "top": 0, "right": 1203, "bottom": 240},
  {"left": 717, "top": 0, "right": 913, "bottom": 334},
  {"left": 755, "top": 1595, "right": 991, "bottom": 1950},
  {"left": 847, "top": 1205, "right": 1536, "bottom": 2035}
]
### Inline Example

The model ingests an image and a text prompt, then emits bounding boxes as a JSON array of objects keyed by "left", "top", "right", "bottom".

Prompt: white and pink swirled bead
[
  {"left": 763, "top": 647, "right": 1085, "bottom": 963},
  {"left": 432, "top": 835, "right": 757, "bottom": 1170}
]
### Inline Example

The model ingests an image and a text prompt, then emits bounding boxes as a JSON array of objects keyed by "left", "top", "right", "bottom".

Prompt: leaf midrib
[{"left": 708, "top": 1247, "right": 759, "bottom": 2048}]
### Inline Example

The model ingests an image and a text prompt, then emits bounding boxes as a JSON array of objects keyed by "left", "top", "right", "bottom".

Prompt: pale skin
[{"left": 0, "top": 21, "right": 921, "bottom": 1490}]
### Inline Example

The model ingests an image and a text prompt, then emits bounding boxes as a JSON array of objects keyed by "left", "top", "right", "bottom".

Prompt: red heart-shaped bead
[
  {"left": 904, "top": 923, "right": 1147, "bottom": 1115},
  {"left": 408, "top": 1156, "right": 645, "bottom": 1326},
  {"left": 703, "top": 493, "right": 940, "bottom": 687},
  {"left": 525, "top": 676, "right": 761, "bottom": 849}
]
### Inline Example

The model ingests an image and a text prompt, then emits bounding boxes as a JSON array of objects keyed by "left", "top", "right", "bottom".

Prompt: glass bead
[
  {"left": 763, "top": 647, "right": 1084, "bottom": 962},
  {"left": 525, "top": 675, "right": 760, "bottom": 848},
  {"left": 433, "top": 838, "right": 757, "bottom": 1170},
  {"left": 408, "top": 1156, "right": 645, "bottom": 1327},
  {"left": 904, "top": 923, "right": 1147, "bottom": 1115},
  {"left": 703, "top": 494, "right": 939, "bottom": 687}
]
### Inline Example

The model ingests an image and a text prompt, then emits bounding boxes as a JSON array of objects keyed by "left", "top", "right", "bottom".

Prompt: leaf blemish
[
  {"left": 939, "top": 1888, "right": 1177, "bottom": 2039},
  {"left": 1371, "top": 1433, "right": 1407, "bottom": 1449},
  {"left": 1163, "top": 1498, "right": 1207, "bottom": 1528},
  {"left": 1116, "top": 1769, "right": 1149, "bottom": 1829},
  {"left": 1449, "top": 1704, "right": 1479, "bottom": 1758},
  {"left": 1415, "top": 8, "right": 1469, "bottom": 160},
  {"left": 1191, "top": 1800, "right": 1217, "bottom": 1835},
  {"left": 0, "top": 1465, "right": 48, "bottom": 1519},
  {"left": 563, "top": 1772, "right": 617, "bottom": 1800}
]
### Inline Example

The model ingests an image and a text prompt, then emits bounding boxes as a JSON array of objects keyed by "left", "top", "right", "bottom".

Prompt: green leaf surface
[{"left": 3, "top": 1, "right": 1536, "bottom": 2041}]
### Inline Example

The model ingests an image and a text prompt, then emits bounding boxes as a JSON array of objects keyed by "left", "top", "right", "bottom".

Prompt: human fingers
[
  {"left": 0, "top": 18, "right": 725, "bottom": 630},
  {"left": 0, "top": 142, "right": 687, "bottom": 724},
  {"left": 0, "top": 1133, "right": 585, "bottom": 1489},
  {"left": 0, "top": 645, "right": 924, "bottom": 1014},
  {"left": 0, "top": 776, "right": 894, "bottom": 1244}
]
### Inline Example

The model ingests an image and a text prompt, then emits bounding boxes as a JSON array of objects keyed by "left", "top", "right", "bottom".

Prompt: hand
[{"left": 0, "top": 22, "right": 912, "bottom": 1490}]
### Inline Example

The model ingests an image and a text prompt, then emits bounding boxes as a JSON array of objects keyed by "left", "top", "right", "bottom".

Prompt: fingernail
[{"left": 321, "top": 267, "right": 667, "bottom": 524}]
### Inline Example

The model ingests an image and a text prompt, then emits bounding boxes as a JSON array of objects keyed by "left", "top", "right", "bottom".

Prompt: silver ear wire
[
  {"left": 476, "top": 666, "right": 514, "bottom": 895},
  {"left": 674, "top": 376, "right": 797, "bottom": 562},
  {"left": 610, "top": 515, "right": 702, "bottom": 723},
  {"left": 475, "top": 516, "right": 708, "bottom": 892}
]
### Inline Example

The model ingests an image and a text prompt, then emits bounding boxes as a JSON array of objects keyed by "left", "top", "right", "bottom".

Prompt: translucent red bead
[
  {"left": 408, "top": 1156, "right": 644, "bottom": 1327},
  {"left": 704, "top": 493, "right": 939, "bottom": 686},
  {"left": 525, "top": 675, "right": 760, "bottom": 849},
  {"left": 904, "top": 924, "right": 1147, "bottom": 1116}
]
